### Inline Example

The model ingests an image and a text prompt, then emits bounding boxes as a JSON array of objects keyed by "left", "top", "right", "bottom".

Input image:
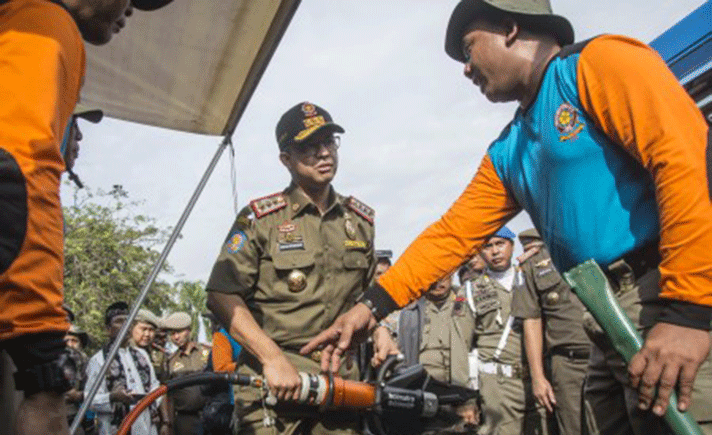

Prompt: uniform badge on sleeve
[
  {"left": 226, "top": 230, "right": 246, "bottom": 254},
  {"left": 555, "top": 102, "right": 585, "bottom": 142}
]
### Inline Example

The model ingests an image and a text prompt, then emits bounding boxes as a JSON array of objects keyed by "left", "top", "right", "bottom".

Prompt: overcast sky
[{"left": 63, "top": 0, "right": 708, "bottom": 285}]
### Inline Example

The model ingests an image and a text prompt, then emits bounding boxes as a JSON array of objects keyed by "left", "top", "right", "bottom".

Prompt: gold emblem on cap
[
  {"left": 292, "top": 203, "right": 300, "bottom": 212},
  {"left": 546, "top": 291, "right": 560, "bottom": 305},
  {"left": 287, "top": 270, "right": 307, "bottom": 292},
  {"left": 345, "top": 220, "right": 357, "bottom": 240},
  {"left": 301, "top": 102, "right": 317, "bottom": 117}
]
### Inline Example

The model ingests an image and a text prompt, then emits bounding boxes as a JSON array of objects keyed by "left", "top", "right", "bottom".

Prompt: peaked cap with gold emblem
[{"left": 275, "top": 102, "right": 345, "bottom": 150}]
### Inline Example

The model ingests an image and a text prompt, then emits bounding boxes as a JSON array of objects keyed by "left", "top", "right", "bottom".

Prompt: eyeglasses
[{"left": 290, "top": 135, "right": 340, "bottom": 158}]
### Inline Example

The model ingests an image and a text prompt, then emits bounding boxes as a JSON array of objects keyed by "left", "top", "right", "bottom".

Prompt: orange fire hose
[{"left": 116, "top": 372, "right": 375, "bottom": 435}]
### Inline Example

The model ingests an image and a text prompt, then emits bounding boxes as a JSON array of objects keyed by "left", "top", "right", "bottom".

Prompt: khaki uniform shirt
[
  {"left": 418, "top": 290, "right": 476, "bottom": 386},
  {"left": 511, "top": 248, "right": 590, "bottom": 351},
  {"left": 167, "top": 342, "right": 210, "bottom": 412},
  {"left": 471, "top": 272, "right": 523, "bottom": 365},
  {"left": 207, "top": 184, "right": 375, "bottom": 350}
]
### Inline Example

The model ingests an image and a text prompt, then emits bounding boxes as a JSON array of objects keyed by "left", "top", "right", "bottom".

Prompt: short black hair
[
  {"left": 105, "top": 301, "right": 129, "bottom": 325},
  {"left": 377, "top": 257, "right": 392, "bottom": 266}
]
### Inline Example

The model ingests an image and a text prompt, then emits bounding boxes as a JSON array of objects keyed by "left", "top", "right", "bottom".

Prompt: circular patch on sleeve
[{"left": 226, "top": 230, "right": 246, "bottom": 254}]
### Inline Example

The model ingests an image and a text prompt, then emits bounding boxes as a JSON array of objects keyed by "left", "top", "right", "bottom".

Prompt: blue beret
[{"left": 493, "top": 226, "right": 516, "bottom": 240}]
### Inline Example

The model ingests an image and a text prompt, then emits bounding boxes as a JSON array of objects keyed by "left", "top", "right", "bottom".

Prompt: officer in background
[
  {"left": 397, "top": 274, "right": 479, "bottom": 432},
  {"left": 458, "top": 253, "right": 486, "bottom": 287},
  {"left": 164, "top": 312, "right": 210, "bottom": 435},
  {"left": 511, "top": 229, "right": 591, "bottom": 435},
  {"left": 469, "top": 227, "right": 548, "bottom": 435},
  {"left": 374, "top": 250, "right": 393, "bottom": 281},
  {"left": 152, "top": 323, "right": 170, "bottom": 383},
  {"left": 63, "top": 308, "right": 93, "bottom": 435},
  {"left": 206, "top": 101, "right": 387, "bottom": 435}
]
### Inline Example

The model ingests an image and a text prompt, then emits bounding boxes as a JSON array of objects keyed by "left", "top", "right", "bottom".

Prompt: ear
[
  {"left": 503, "top": 18, "right": 519, "bottom": 47},
  {"left": 279, "top": 150, "right": 292, "bottom": 169}
]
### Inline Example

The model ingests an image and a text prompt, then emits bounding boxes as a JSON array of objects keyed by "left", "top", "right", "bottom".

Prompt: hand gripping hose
[
  {"left": 564, "top": 260, "right": 704, "bottom": 435},
  {"left": 117, "top": 359, "right": 476, "bottom": 435}
]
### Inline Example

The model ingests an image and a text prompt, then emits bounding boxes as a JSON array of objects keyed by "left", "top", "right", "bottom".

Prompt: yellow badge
[
  {"left": 546, "top": 291, "right": 560, "bottom": 305},
  {"left": 344, "top": 240, "right": 367, "bottom": 249},
  {"left": 535, "top": 258, "right": 552, "bottom": 268},
  {"left": 345, "top": 219, "right": 357, "bottom": 240},
  {"left": 292, "top": 203, "right": 300, "bottom": 212},
  {"left": 287, "top": 270, "right": 307, "bottom": 292},
  {"left": 173, "top": 362, "right": 184, "bottom": 371}
]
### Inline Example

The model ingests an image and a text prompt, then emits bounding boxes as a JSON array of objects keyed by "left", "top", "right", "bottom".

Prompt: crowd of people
[
  {"left": 1, "top": 0, "right": 711, "bottom": 435},
  {"left": 62, "top": 302, "right": 244, "bottom": 435}
]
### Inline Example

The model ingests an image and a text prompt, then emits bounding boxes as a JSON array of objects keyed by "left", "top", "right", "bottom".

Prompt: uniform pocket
[
  {"left": 343, "top": 251, "right": 369, "bottom": 269},
  {"left": 270, "top": 250, "right": 316, "bottom": 295},
  {"left": 533, "top": 265, "right": 562, "bottom": 290},
  {"left": 474, "top": 288, "right": 501, "bottom": 316}
]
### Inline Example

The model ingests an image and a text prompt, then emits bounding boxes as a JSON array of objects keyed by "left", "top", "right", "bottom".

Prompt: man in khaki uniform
[
  {"left": 511, "top": 229, "right": 591, "bottom": 435},
  {"left": 469, "top": 228, "right": 548, "bottom": 435},
  {"left": 397, "top": 274, "right": 479, "bottom": 432},
  {"left": 164, "top": 312, "right": 210, "bottom": 435},
  {"left": 206, "top": 102, "right": 385, "bottom": 435}
]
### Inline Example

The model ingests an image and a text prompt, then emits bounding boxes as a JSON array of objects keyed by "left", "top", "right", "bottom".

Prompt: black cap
[
  {"left": 276, "top": 102, "right": 345, "bottom": 150},
  {"left": 131, "top": 0, "right": 173, "bottom": 11},
  {"left": 375, "top": 250, "right": 393, "bottom": 260},
  {"left": 73, "top": 104, "right": 103, "bottom": 124},
  {"left": 445, "top": 0, "right": 574, "bottom": 63}
]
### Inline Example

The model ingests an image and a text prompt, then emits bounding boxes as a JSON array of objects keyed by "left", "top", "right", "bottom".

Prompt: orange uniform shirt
[
  {"left": 0, "top": 0, "right": 85, "bottom": 340},
  {"left": 377, "top": 36, "right": 712, "bottom": 324}
]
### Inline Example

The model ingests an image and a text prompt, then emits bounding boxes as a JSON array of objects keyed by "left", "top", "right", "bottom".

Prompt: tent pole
[{"left": 70, "top": 136, "right": 231, "bottom": 435}]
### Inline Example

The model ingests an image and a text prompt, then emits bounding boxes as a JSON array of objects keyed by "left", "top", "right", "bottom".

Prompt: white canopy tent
[
  {"left": 82, "top": 0, "right": 300, "bottom": 136},
  {"left": 72, "top": 1, "right": 301, "bottom": 432}
]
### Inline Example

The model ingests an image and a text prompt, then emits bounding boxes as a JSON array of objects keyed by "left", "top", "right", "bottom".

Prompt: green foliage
[
  {"left": 63, "top": 185, "right": 206, "bottom": 353},
  {"left": 174, "top": 280, "right": 211, "bottom": 339}
]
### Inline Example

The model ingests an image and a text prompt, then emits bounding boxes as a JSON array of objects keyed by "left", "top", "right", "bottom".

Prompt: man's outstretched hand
[
  {"left": 301, "top": 302, "right": 377, "bottom": 372},
  {"left": 628, "top": 322, "right": 711, "bottom": 416}
]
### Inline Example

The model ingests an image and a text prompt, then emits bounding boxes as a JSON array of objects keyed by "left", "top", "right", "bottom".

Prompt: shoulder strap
[
  {"left": 345, "top": 196, "right": 374, "bottom": 224},
  {"left": 250, "top": 193, "right": 287, "bottom": 218},
  {"left": 493, "top": 316, "right": 514, "bottom": 362}
]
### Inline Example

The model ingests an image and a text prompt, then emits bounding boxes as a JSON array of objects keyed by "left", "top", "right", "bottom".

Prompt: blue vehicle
[{"left": 650, "top": 0, "right": 712, "bottom": 124}]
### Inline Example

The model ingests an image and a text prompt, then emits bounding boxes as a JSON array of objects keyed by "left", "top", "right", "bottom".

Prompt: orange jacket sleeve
[
  {"left": 577, "top": 35, "right": 712, "bottom": 308},
  {"left": 211, "top": 332, "right": 237, "bottom": 372},
  {"left": 376, "top": 155, "right": 521, "bottom": 307}
]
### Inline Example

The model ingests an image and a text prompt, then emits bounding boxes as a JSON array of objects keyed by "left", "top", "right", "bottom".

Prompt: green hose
[{"left": 564, "top": 260, "right": 703, "bottom": 435}]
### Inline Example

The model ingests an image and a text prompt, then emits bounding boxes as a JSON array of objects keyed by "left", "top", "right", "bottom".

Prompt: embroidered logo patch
[
  {"left": 226, "top": 231, "right": 246, "bottom": 254},
  {"left": 554, "top": 102, "right": 585, "bottom": 142}
]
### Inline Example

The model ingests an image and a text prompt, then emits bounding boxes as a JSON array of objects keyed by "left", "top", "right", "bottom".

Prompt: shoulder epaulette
[
  {"left": 346, "top": 196, "right": 374, "bottom": 224},
  {"left": 250, "top": 193, "right": 287, "bottom": 218}
]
